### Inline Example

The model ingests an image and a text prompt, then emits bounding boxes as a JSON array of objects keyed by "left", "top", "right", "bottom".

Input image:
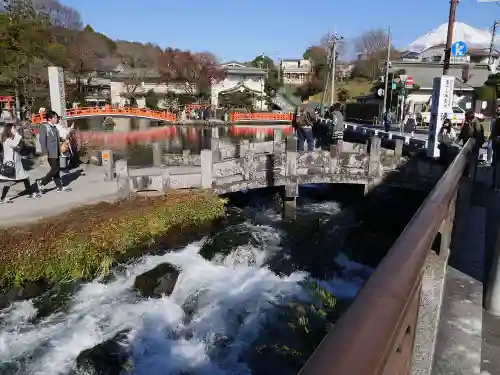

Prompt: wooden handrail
[{"left": 299, "top": 140, "right": 474, "bottom": 375}]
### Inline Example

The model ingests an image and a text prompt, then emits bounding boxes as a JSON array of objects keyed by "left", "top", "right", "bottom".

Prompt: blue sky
[{"left": 64, "top": 0, "right": 500, "bottom": 62}]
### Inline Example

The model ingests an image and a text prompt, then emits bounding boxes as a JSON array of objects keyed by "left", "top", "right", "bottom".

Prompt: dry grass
[
  {"left": 312, "top": 78, "right": 374, "bottom": 102},
  {"left": 0, "top": 191, "right": 226, "bottom": 287}
]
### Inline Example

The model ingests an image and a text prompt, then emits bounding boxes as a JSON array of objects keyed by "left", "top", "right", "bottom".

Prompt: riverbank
[{"left": 0, "top": 191, "right": 226, "bottom": 287}]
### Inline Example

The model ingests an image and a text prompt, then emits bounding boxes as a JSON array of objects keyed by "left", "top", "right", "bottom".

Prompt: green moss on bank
[{"left": 0, "top": 191, "right": 226, "bottom": 287}]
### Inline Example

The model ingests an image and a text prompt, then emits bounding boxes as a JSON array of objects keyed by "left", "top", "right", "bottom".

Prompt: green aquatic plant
[{"left": 253, "top": 280, "right": 342, "bottom": 371}]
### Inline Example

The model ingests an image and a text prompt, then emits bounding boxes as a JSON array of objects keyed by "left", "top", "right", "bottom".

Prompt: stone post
[
  {"left": 101, "top": 149, "right": 114, "bottom": 181},
  {"left": 365, "top": 135, "right": 381, "bottom": 194},
  {"left": 284, "top": 136, "right": 298, "bottom": 220},
  {"left": 115, "top": 159, "right": 130, "bottom": 199},
  {"left": 394, "top": 138, "right": 404, "bottom": 159},
  {"left": 200, "top": 149, "right": 213, "bottom": 189},
  {"left": 152, "top": 142, "right": 163, "bottom": 167},
  {"left": 273, "top": 129, "right": 284, "bottom": 153},
  {"left": 239, "top": 140, "right": 250, "bottom": 159},
  {"left": 243, "top": 143, "right": 255, "bottom": 181},
  {"left": 211, "top": 127, "right": 220, "bottom": 162},
  {"left": 48, "top": 66, "right": 67, "bottom": 126},
  {"left": 328, "top": 141, "right": 343, "bottom": 174}
]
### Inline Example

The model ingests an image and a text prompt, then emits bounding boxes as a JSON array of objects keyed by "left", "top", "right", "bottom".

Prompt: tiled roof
[{"left": 390, "top": 61, "right": 491, "bottom": 89}]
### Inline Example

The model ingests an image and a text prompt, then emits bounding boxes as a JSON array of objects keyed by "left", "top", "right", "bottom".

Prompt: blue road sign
[{"left": 451, "top": 41, "right": 467, "bottom": 57}]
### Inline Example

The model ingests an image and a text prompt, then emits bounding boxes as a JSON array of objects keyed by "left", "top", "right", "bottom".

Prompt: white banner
[{"left": 427, "top": 75, "right": 455, "bottom": 158}]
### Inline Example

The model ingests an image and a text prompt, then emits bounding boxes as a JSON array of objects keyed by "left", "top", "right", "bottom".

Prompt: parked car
[{"left": 416, "top": 106, "right": 484, "bottom": 126}]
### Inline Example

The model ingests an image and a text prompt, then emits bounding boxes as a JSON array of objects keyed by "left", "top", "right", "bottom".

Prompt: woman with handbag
[
  {"left": 55, "top": 119, "right": 74, "bottom": 170},
  {"left": 0, "top": 123, "right": 40, "bottom": 203}
]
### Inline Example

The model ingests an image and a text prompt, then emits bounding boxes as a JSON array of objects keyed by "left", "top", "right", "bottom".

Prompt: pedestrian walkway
[
  {"left": 431, "top": 164, "right": 500, "bottom": 374},
  {"left": 0, "top": 163, "right": 118, "bottom": 227}
]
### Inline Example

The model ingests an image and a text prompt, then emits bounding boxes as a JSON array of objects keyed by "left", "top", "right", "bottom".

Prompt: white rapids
[{"left": 0, "top": 201, "right": 372, "bottom": 375}]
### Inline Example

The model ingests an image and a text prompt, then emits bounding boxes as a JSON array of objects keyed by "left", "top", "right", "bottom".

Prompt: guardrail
[
  {"left": 31, "top": 107, "right": 176, "bottom": 124},
  {"left": 230, "top": 112, "right": 293, "bottom": 122},
  {"left": 299, "top": 139, "right": 474, "bottom": 375}
]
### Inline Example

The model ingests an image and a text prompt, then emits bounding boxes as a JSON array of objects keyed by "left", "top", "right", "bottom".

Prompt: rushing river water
[
  {"left": 0, "top": 185, "right": 380, "bottom": 375},
  {"left": 0, "top": 119, "right": 428, "bottom": 375}
]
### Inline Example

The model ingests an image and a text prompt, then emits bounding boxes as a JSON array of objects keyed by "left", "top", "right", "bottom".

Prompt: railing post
[
  {"left": 395, "top": 138, "right": 404, "bottom": 159},
  {"left": 152, "top": 141, "right": 163, "bottom": 167},
  {"left": 115, "top": 159, "right": 130, "bottom": 199},
  {"left": 211, "top": 127, "right": 220, "bottom": 162},
  {"left": 365, "top": 135, "right": 381, "bottom": 194},
  {"left": 328, "top": 141, "right": 342, "bottom": 174},
  {"left": 273, "top": 128, "right": 284, "bottom": 153},
  {"left": 102, "top": 149, "right": 114, "bottom": 181},
  {"left": 243, "top": 143, "right": 255, "bottom": 181},
  {"left": 200, "top": 149, "right": 213, "bottom": 189},
  {"left": 284, "top": 136, "right": 298, "bottom": 220}
]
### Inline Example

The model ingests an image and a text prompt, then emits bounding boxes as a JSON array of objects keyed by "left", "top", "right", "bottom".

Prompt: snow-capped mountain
[{"left": 407, "top": 22, "right": 493, "bottom": 53}]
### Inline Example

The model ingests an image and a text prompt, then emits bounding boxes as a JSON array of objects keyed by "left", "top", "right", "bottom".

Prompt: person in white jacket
[
  {"left": 438, "top": 118, "right": 457, "bottom": 164},
  {"left": 0, "top": 123, "right": 40, "bottom": 203}
]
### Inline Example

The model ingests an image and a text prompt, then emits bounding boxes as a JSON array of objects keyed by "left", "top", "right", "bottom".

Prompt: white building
[
  {"left": 281, "top": 59, "right": 312, "bottom": 85},
  {"left": 106, "top": 61, "right": 268, "bottom": 110},
  {"left": 210, "top": 61, "right": 267, "bottom": 109}
]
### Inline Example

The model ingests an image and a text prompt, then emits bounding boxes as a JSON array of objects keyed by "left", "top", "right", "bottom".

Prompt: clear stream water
[{"left": 0, "top": 189, "right": 375, "bottom": 375}]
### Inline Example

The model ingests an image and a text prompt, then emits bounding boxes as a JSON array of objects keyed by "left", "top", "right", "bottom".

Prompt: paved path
[{"left": 0, "top": 162, "right": 118, "bottom": 227}]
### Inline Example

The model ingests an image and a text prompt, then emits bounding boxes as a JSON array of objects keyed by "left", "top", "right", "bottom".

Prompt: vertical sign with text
[
  {"left": 427, "top": 75, "right": 455, "bottom": 158},
  {"left": 48, "top": 66, "right": 67, "bottom": 126}
]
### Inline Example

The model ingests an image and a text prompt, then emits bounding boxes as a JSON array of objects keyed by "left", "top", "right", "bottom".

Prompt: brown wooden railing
[{"left": 299, "top": 139, "right": 474, "bottom": 375}]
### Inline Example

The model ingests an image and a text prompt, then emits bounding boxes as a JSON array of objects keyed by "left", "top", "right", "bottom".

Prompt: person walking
[
  {"left": 383, "top": 111, "right": 392, "bottom": 133},
  {"left": 330, "top": 103, "right": 344, "bottom": 144},
  {"left": 0, "top": 123, "right": 40, "bottom": 203},
  {"left": 36, "top": 110, "right": 71, "bottom": 193},
  {"left": 458, "top": 110, "right": 485, "bottom": 179},
  {"left": 55, "top": 118, "right": 75, "bottom": 170},
  {"left": 437, "top": 118, "right": 457, "bottom": 165},
  {"left": 488, "top": 108, "right": 500, "bottom": 165},
  {"left": 293, "top": 95, "right": 317, "bottom": 152},
  {"left": 490, "top": 109, "right": 500, "bottom": 191}
]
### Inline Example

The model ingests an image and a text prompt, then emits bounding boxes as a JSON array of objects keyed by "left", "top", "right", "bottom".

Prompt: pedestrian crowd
[
  {"left": 0, "top": 110, "right": 75, "bottom": 204},
  {"left": 292, "top": 95, "right": 344, "bottom": 152}
]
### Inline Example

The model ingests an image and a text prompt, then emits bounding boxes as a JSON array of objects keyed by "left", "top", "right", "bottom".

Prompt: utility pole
[
  {"left": 489, "top": 21, "right": 500, "bottom": 65},
  {"left": 330, "top": 34, "right": 343, "bottom": 107},
  {"left": 330, "top": 41, "right": 337, "bottom": 107},
  {"left": 382, "top": 27, "right": 391, "bottom": 116},
  {"left": 443, "top": 0, "right": 460, "bottom": 75}
]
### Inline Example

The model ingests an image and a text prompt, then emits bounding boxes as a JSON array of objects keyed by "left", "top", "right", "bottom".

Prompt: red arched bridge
[
  {"left": 31, "top": 107, "right": 177, "bottom": 124},
  {"left": 30, "top": 107, "right": 295, "bottom": 124}
]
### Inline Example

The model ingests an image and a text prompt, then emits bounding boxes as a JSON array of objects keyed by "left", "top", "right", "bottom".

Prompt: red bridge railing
[
  {"left": 230, "top": 112, "right": 293, "bottom": 122},
  {"left": 31, "top": 106, "right": 176, "bottom": 124},
  {"left": 300, "top": 140, "right": 473, "bottom": 375}
]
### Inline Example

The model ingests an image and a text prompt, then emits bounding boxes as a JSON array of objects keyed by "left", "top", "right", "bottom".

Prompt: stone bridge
[{"left": 107, "top": 128, "right": 439, "bottom": 211}]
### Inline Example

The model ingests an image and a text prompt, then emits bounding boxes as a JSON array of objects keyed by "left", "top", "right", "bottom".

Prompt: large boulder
[
  {"left": 76, "top": 332, "right": 129, "bottom": 375},
  {"left": 133, "top": 263, "right": 179, "bottom": 298}
]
